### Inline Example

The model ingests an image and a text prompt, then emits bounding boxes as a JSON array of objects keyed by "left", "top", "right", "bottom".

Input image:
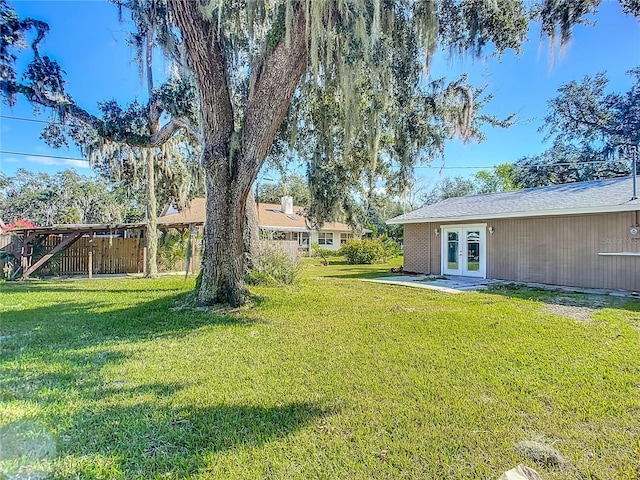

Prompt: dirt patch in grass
[
  {"left": 542, "top": 295, "right": 609, "bottom": 322},
  {"left": 515, "top": 439, "right": 571, "bottom": 469},
  {"left": 542, "top": 303, "right": 597, "bottom": 322}
]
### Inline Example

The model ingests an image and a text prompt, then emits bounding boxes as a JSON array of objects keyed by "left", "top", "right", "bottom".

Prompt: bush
[
  {"left": 157, "top": 230, "right": 190, "bottom": 272},
  {"left": 339, "top": 238, "right": 385, "bottom": 264},
  {"left": 157, "top": 229, "right": 201, "bottom": 273},
  {"left": 378, "top": 234, "right": 403, "bottom": 261},
  {"left": 246, "top": 241, "right": 302, "bottom": 286},
  {"left": 309, "top": 243, "right": 341, "bottom": 258}
]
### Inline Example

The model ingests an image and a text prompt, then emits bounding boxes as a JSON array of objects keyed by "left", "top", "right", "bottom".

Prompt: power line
[
  {"left": 0, "top": 148, "right": 631, "bottom": 170},
  {"left": 411, "top": 158, "right": 632, "bottom": 169},
  {"left": 1, "top": 115, "right": 634, "bottom": 170},
  {"left": 1, "top": 115, "right": 50, "bottom": 125},
  {"left": 0, "top": 150, "right": 90, "bottom": 162}
]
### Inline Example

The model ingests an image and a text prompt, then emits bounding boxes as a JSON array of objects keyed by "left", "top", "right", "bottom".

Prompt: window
[
  {"left": 318, "top": 232, "right": 333, "bottom": 245},
  {"left": 340, "top": 233, "right": 353, "bottom": 244},
  {"left": 260, "top": 229, "right": 285, "bottom": 240},
  {"left": 293, "top": 232, "right": 309, "bottom": 246}
]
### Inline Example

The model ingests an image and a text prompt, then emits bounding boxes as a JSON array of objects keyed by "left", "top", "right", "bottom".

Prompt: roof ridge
[
  {"left": 447, "top": 175, "right": 633, "bottom": 202},
  {"left": 388, "top": 175, "right": 637, "bottom": 224}
]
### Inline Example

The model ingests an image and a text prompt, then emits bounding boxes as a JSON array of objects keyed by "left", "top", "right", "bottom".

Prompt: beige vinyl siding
[{"left": 403, "top": 211, "right": 640, "bottom": 291}]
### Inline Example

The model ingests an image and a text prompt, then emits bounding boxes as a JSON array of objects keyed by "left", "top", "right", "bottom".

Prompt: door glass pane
[
  {"left": 447, "top": 232, "right": 459, "bottom": 269},
  {"left": 299, "top": 232, "right": 309, "bottom": 247},
  {"left": 466, "top": 230, "right": 480, "bottom": 271}
]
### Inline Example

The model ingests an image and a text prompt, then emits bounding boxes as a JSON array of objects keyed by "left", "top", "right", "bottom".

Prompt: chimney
[{"left": 280, "top": 195, "right": 294, "bottom": 215}]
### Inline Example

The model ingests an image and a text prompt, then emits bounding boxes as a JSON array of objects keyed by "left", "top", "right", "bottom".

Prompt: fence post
[
  {"left": 143, "top": 246, "right": 147, "bottom": 276},
  {"left": 88, "top": 232, "right": 94, "bottom": 279},
  {"left": 190, "top": 225, "right": 197, "bottom": 275}
]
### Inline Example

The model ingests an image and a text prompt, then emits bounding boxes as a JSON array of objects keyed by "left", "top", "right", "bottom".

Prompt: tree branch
[
  {"left": 239, "top": 7, "right": 309, "bottom": 188},
  {"left": 150, "top": 116, "right": 200, "bottom": 147},
  {"left": 20, "top": 17, "right": 50, "bottom": 62},
  {"left": 563, "top": 101, "right": 620, "bottom": 138},
  {"left": 168, "top": 0, "right": 234, "bottom": 168},
  {"left": 5, "top": 82, "right": 199, "bottom": 147}
]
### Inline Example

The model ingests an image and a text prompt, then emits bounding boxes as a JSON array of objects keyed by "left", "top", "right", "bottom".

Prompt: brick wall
[{"left": 403, "top": 223, "right": 432, "bottom": 274}]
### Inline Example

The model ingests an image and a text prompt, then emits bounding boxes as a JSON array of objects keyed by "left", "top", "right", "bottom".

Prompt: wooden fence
[
  {"left": 0, "top": 234, "right": 13, "bottom": 250},
  {"left": 1, "top": 234, "right": 20, "bottom": 278},
  {"left": 270, "top": 240, "right": 301, "bottom": 256},
  {"left": 39, "top": 235, "right": 144, "bottom": 276},
  {"left": 2, "top": 234, "right": 303, "bottom": 278}
]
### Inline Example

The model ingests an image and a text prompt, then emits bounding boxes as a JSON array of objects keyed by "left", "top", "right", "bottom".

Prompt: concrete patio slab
[
  {"left": 362, "top": 275, "right": 503, "bottom": 293},
  {"left": 363, "top": 275, "right": 640, "bottom": 297}
]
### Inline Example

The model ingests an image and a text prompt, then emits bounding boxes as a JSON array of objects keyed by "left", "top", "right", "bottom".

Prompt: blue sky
[{"left": 1, "top": 1, "right": 639, "bottom": 190}]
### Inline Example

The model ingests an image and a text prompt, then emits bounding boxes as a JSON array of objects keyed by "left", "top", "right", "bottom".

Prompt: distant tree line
[{"left": 0, "top": 169, "right": 145, "bottom": 227}]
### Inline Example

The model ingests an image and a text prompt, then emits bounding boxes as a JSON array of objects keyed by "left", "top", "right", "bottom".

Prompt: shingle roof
[
  {"left": 157, "top": 198, "right": 206, "bottom": 226},
  {"left": 388, "top": 176, "right": 640, "bottom": 224},
  {"left": 157, "top": 198, "right": 354, "bottom": 232}
]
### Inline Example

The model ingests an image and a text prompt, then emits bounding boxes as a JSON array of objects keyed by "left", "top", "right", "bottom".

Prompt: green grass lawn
[{"left": 1, "top": 259, "right": 639, "bottom": 479}]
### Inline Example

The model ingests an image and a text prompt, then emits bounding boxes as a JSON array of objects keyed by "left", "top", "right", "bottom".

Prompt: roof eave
[
  {"left": 386, "top": 203, "right": 640, "bottom": 225},
  {"left": 260, "top": 225, "right": 310, "bottom": 232}
]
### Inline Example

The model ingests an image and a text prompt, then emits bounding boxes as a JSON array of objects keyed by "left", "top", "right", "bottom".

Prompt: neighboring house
[
  {"left": 158, "top": 196, "right": 361, "bottom": 252},
  {"left": 387, "top": 176, "right": 640, "bottom": 292}
]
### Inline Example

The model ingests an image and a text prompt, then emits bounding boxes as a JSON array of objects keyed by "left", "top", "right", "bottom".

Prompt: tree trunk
[
  {"left": 244, "top": 189, "right": 261, "bottom": 272},
  {"left": 144, "top": 24, "right": 160, "bottom": 279},
  {"left": 197, "top": 162, "right": 247, "bottom": 306},
  {"left": 145, "top": 149, "right": 159, "bottom": 278},
  {"left": 169, "top": 0, "right": 309, "bottom": 306}
]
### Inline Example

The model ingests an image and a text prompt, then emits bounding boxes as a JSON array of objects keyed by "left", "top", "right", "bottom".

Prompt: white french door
[{"left": 441, "top": 225, "right": 486, "bottom": 278}]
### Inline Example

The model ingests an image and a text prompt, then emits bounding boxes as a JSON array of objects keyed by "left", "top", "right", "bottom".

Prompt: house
[
  {"left": 157, "top": 196, "right": 361, "bottom": 251},
  {"left": 387, "top": 176, "right": 640, "bottom": 292}
]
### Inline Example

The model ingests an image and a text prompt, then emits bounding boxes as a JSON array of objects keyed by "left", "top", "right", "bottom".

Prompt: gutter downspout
[{"left": 632, "top": 147, "right": 637, "bottom": 200}]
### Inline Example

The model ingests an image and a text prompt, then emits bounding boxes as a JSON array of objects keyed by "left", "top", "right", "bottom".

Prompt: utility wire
[
  {"left": 1, "top": 149, "right": 631, "bottom": 170},
  {"left": 2, "top": 148, "right": 629, "bottom": 170},
  {"left": 1, "top": 115, "right": 50, "bottom": 125},
  {"left": 412, "top": 160, "right": 626, "bottom": 169},
  {"left": 0, "top": 150, "right": 90, "bottom": 162},
  {"left": 2, "top": 115, "right": 634, "bottom": 170}
]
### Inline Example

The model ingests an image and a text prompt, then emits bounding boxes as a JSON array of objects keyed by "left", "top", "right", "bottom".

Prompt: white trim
[
  {"left": 260, "top": 226, "right": 310, "bottom": 232},
  {"left": 387, "top": 203, "right": 640, "bottom": 225},
  {"left": 260, "top": 225, "right": 355, "bottom": 233},
  {"left": 441, "top": 224, "right": 486, "bottom": 278},
  {"left": 598, "top": 252, "right": 640, "bottom": 256},
  {"left": 439, "top": 223, "right": 487, "bottom": 228}
]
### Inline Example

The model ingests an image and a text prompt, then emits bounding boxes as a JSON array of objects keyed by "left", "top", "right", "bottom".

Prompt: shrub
[
  {"left": 378, "top": 234, "right": 403, "bottom": 261},
  {"left": 0, "top": 250, "right": 17, "bottom": 279},
  {"left": 309, "top": 243, "right": 341, "bottom": 258},
  {"left": 246, "top": 241, "right": 302, "bottom": 286},
  {"left": 157, "top": 230, "right": 191, "bottom": 272},
  {"left": 339, "top": 238, "right": 385, "bottom": 264}
]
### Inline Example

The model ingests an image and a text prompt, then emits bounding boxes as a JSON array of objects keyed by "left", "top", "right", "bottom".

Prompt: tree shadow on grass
[
  {"left": 0, "top": 285, "right": 328, "bottom": 477},
  {"left": 1, "top": 278, "right": 189, "bottom": 294},
  {"left": 0, "top": 289, "right": 266, "bottom": 404},
  {"left": 57, "top": 400, "right": 325, "bottom": 477},
  {"left": 2, "top": 378, "right": 325, "bottom": 478},
  {"left": 1, "top": 290, "right": 259, "bottom": 351}
]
